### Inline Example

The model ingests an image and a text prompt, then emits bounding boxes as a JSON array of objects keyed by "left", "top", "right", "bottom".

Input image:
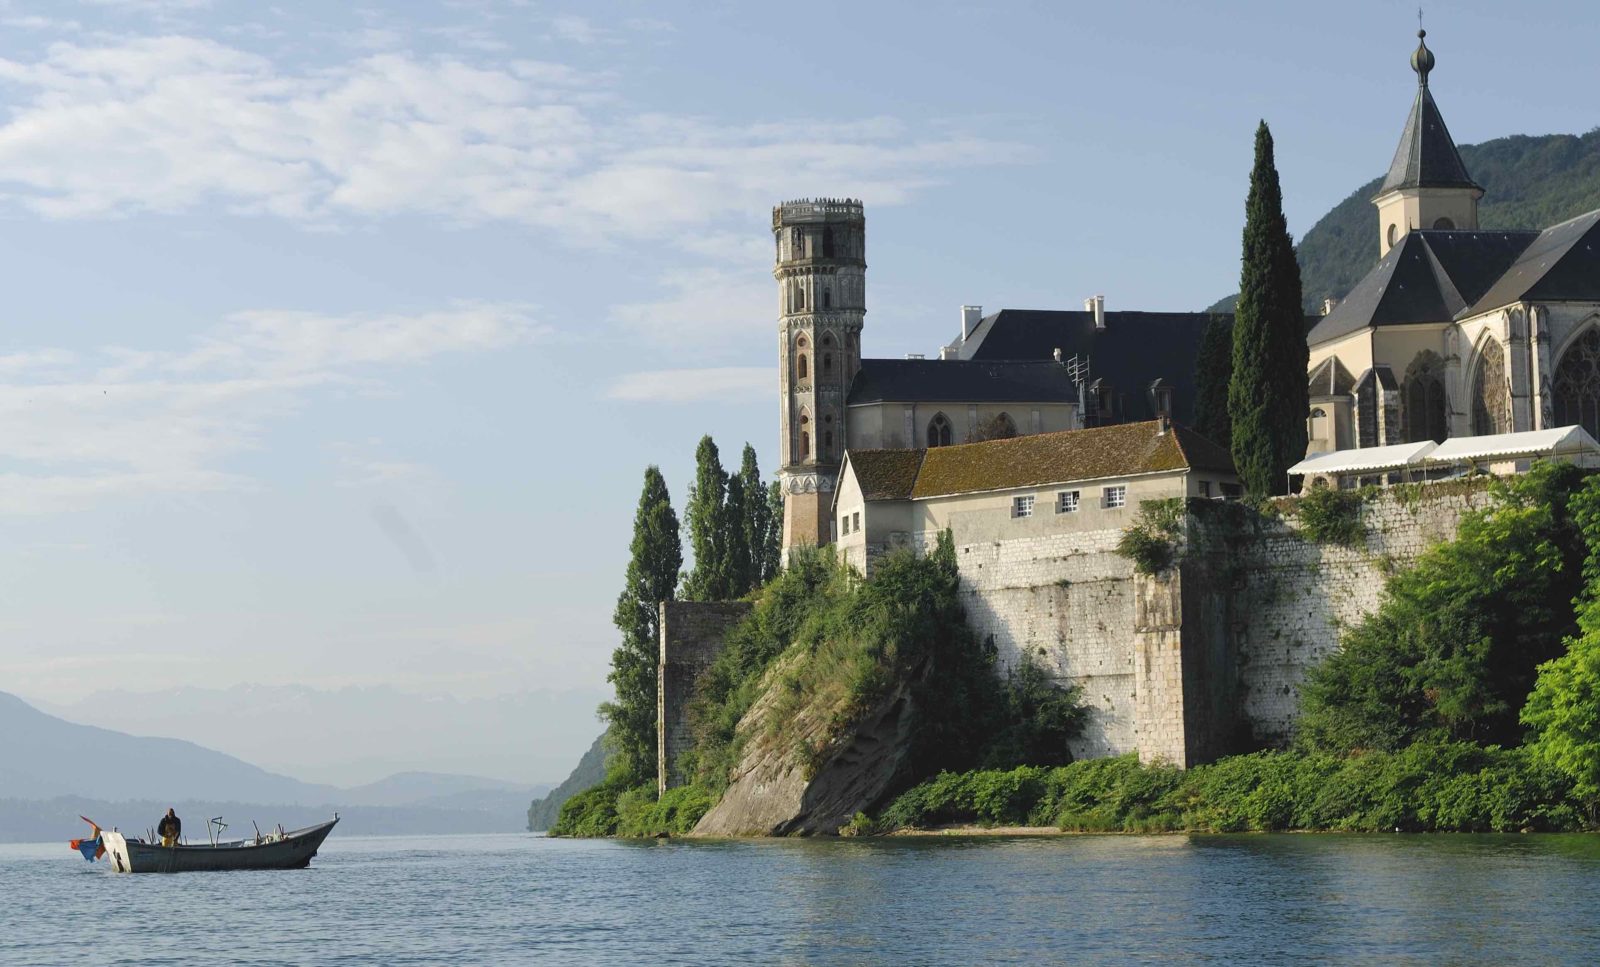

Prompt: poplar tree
[
  {"left": 1229, "top": 121, "right": 1309, "bottom": 495},
  {"left": 735, "top": 444, "right": 774, "bottom": 590},
  {"left": 724, "top": 469, "right": 752, "bottom": 595},
  {"left": 1193, "top": 313, "right": 1234, "bottom": 448},
  {"left": 599, "top": 465, "right": 682, "bottom": 786},
  {"left": 762, "top": 481, "right": 784, "bottom": 582},
  {"left": 681, "top": 436, "right": 733, "bottom": 600}
]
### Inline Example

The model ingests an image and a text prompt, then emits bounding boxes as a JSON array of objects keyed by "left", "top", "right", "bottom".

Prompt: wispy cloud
[
  {"left": 0, "top": 303, "right": 542, "bottom": 513},
  {"left": 606, "top": 366, "right": 770, "bottom": 403},
  {"left": 0, "top": 35, "right": 1020, "bottom": 240}
]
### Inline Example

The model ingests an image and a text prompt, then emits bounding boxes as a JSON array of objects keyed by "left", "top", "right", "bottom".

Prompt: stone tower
[
  {"left": 1373, "top": 30, "right": 1483, "bottom": 257},
  {"left": 774, "top": 198, "right": 866, "bottom": 550}
]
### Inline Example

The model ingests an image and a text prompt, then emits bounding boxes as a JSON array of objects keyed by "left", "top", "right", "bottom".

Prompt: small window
[
  {"left": 1221, "top": 482, "right": 1243, "bottom": 499},
  {"left": 852, "top": 511, "right": 860, "bottom": 532},
  {"left": 1199, "top": 480, "right": 1211, "bottom": 498},
  {"left": 1012, "top": 495, "right": 1035, "bottom": 518},
  {"left": 797, "top": 354, "right": 808, "bottom": 380},
  {"left": 1387, "top": 224, "right": 1398, "bottom": 248},
  {"left": 1432, "top": 217, "right": 1455, "bottom": 230},
  {"left": 1056, "top": 491, "right": 1079, "bottom": 514},
  {"left": 1104, "top": 485, "right": 1127, "bottom": 509},
  {"left": 841, "top": 516, "right": 849, "bottom": 535}
]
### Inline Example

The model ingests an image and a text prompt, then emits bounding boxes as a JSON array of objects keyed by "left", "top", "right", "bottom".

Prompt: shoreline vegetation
[{"left": 557, "top": 456, "right": 1600, "bottom": 840}]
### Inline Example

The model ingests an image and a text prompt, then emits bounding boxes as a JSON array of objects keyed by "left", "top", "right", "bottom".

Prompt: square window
[
  {"left": 1104, "top": 485, "right": 1127, "bottom": 509},
  {"left": 1057, "top": 490, "right": 1080, "bottom": 513},
  {"left": 1199, "top": 480, "right": 1212, "bottom": 498},
  {"left": 1012, "top": 495, "right": 1035, "bottom": 518}
]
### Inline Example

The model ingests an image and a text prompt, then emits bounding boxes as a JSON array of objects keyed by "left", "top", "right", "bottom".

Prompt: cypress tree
[
  {"left": 724, "top": 470, "right": 752, "bottom": 595},
  {"left": 1193, "top": 313, "right": 1234, "bottom": 447},
  {"left": 599, "top": 465, "right": 682, "bottom": 786},
  {"left": 1229, "top": 121, "right": 1309, "bottom": 495},
  {"left": 681, "top": 435, "right": 733, "bottom": 600},
  {"left": 763, "top": 481, "right": 784, "bottom": 582},
  {"left": 735, "top": 444, "right": 775, "bottom": 590}
]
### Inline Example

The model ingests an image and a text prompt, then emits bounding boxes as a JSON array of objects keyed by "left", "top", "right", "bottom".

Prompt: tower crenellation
[{"left": 774, "top": 198, "right": 866, "bottom": 550}]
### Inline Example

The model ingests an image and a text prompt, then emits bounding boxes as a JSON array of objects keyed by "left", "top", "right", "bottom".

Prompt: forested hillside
[{"left": 1207, "top": 130, "right": 1600, "bottom": 314}]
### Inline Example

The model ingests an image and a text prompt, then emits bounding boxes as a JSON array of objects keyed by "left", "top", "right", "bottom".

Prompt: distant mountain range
[
  {"left": 36, "top": 681, "right": 603, "bottom": 789},
  {"left": 0, "top": 691, "right": 550, "bottom": 841},
  {"left": 1207, "top": 130, "right": 1600, "bottom": 314}
]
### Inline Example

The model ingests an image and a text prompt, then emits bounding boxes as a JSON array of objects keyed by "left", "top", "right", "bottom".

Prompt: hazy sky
[{"left": 1, "top": 0, "right": 1596, "bottom": 782}]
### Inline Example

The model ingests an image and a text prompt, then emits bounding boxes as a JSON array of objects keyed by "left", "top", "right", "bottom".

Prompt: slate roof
[
  {"left": 842, "top": 449, "right": 925, "bottom": 501},
  {"left": 846, "top": 358, "right": 1076, "bottom": 405},
  {"left": 1378, "top": 83, "right": 1481, "bottom": 195},
  {"left": 1307, "top": 357, "right": 1357, "bottom": 397},
  {"left": 1464, "top": 210, "right": 1600, "bottom": 315},
  {"left": 950, "top": 310, "right": 1215, "bottom": 423},
  {"left": 1307, "top": 229, "right": 1539, "bottom": 345}
]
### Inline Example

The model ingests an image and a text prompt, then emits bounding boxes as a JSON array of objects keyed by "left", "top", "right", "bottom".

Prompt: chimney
[
  {"left": 961, "top": 305, "right": 982, "bottom": 342},
  {"left": 1052, "top": 347, "right": 1063, "bottom": 363},
  {"left": 1322, "top": 297, "right": 1339, "bottom": 316},
  {"left": 1084, "top": 295, "right": 1105, "bottom": 329}
]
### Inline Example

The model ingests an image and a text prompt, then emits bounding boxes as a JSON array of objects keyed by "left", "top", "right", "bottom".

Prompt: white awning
[
  {"left": 1288, "top": 441, "right": 1438, "bottom": 477},
  {"left": 1426, "top": 425, "right": 1600, "bottom": 463}
]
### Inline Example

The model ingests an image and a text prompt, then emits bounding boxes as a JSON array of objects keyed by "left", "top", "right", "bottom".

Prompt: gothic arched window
[
  {"left": 823, "top": 353, "right": 832, "bottom": 374},
  {"left": 796, "top": 285, "right": 806, "bottom": 311},
  {"left": 1404, "top": 351, "right": 1449, "bottom": 443},
  {"left": 823, "top": 290, "right": 831, "bottom": 308},
  {"left": 824, "top": 430, "right": 833, "bottom": 458},
  {"left": 799, "top": 413, "right": 811, "bottom": 459},
  {"left": 994, "top": 412, "right": 1018, "bottom": 438},
  {"left": 1553, "top": 327, "right": 1600, "bottom": 440},
  {"left": 927, "top": 413, "right": 953, "bottom": 448},
  {"left": 1472, "top": 339, "right": 1511, "bottom": 436},
  {"left": 797, "top": 353, "right": 808, "bottom": 380},
  {"left": 823, "top": 226, "right": 835, "bottom": 257}
]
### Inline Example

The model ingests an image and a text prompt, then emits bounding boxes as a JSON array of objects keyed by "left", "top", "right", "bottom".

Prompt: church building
[
  {"left": 1307, "top": 30, "right": 1600, "bottom": 455},
  {"left": 773, "top": 200, "right": 1227, "bottom": 549}
]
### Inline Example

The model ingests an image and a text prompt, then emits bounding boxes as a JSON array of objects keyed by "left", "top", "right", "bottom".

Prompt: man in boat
[{"left": 157, "top": 807, "right": 182, "bottom": 847}]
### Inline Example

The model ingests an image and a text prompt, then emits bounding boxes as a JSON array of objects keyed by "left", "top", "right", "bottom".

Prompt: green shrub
[
  {"left": 1116, "top": 499, "right": 1187, "bottom": 575},
  {"left": 550, "top": 775, "right": 630, "bottom": 837},
  {"left": 1295, "top": 486, "right": 1366, "bottom": 547},
  {"left": 871, "top": 743, "right": 1585, "bottom": 834},
  {"left": 615, "top": 784, "right": 715, "bottom": 837},
  {"left": 1297, "top": 461, "right": 1589, "bottom": 754}
]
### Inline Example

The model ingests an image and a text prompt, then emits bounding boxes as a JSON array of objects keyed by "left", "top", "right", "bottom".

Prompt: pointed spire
[{"left": 1377, "top": 28, "right": 1479, "bottom": 195}]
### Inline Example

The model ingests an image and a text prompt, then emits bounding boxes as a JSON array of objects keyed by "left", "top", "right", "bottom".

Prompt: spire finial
[{"left": 1410, "top": 19, "right": 1434, "bottom": 86}]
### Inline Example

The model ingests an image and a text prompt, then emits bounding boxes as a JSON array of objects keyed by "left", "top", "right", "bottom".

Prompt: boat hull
[{"left": 99, "top": 819, "right": 338, "bottom": 873}]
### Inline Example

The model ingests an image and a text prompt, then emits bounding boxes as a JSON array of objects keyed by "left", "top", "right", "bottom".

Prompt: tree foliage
[
  {"left": 598, "top": 466, "right": 682, "bottom": 787},
  {"left": 1192, "top": 313, "right": 1234, "bottom": 448},
  {"left": 681, "top": 436, "right": 733, "bottom": 601},
  {"left": 1228, "top": 121, "right": 1309, "bottom": 496},
  {"left": 1297, "top": 463, "right": 1588, "bottom": 754}
]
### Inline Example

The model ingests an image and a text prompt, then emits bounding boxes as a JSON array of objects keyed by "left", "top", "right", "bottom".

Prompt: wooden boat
[{"left": 94, "top": 818, "right": 338, "bottom": 873}]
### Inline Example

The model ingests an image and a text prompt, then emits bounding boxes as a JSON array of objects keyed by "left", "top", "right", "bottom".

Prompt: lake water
[{"left": 5, "top": 831, "right": 1600, "bottom": 964}]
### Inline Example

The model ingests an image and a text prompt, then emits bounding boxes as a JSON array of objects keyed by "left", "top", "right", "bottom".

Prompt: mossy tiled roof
[
  {"left": 844, "top": 422, "right": 1234, "bottom": 502},
  {"left": 844, "top": 448, "right": 927, "bottom": 500}
]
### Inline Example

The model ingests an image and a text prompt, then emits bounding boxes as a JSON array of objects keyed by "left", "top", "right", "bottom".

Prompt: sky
[{"left": 0, "top": 0, "right": 1596, "bottom": 785}]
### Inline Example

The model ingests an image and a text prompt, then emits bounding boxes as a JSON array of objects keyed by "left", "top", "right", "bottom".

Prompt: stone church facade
[{"left": 1306, "top": 31, "right": 1600, "bottom": 456}]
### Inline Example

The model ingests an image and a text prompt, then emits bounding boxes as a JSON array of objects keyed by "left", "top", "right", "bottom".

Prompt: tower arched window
[
  {"left": 927, "top": 413, "right": 953, "bottom": 448},
  {"left": 797, "top": 353, "right": 808, "bottom": 380},
  {"left": 797, "top": 285, "right": 806, "bottom": 311},
  {"left": 823, "top": 353, "right": 832, "bottom": 374},
  {"left": 799, "top": 413, "right": 811, "bottom": 459},
  {"left": 824, "top": 430, "right": 833, "bottom": 458},
  {"left": 823, "top": 290, "right": 831, "bottom": 308},
  {"left": 823, "top": 226, "right": 835, "bottom": 257},
  {"left": 1553, "top": 327, "right": 1600, "bottom": 440}
]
